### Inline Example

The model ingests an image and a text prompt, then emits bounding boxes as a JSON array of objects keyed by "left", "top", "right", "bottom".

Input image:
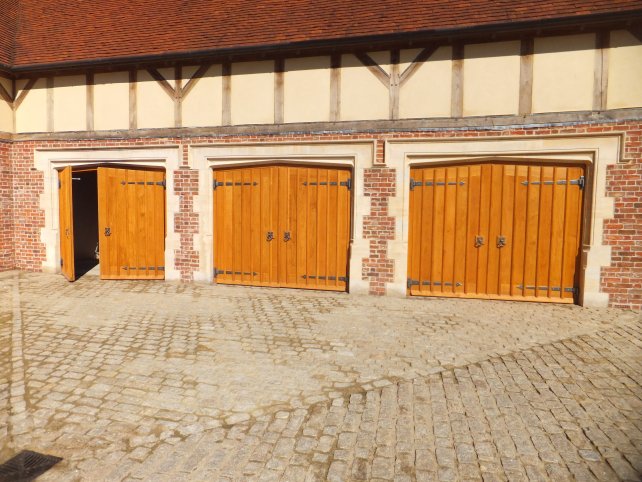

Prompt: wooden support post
[
  {"left": 389, "top": 49, "right": 400, "bottom": 120},
  {"left": 330, "top": 54, "right": 341, "bottom": 122},
  {"left": 46, "top": 77, "right": 54, "bottom": 132},
  {"left": 222, "top": 63, "right": 232, "bottom": 125},
  {"left": 519, "top": 38, "right": 534, "bottom": 116},
  {"left": 86, "top": 72, "right": 94, "bottom": 131},
  {"left": 129, "top": 70, "right": 137, "bottom": 130},
  {"left": 274, "top": 58, "right": 284, "bottom": 124},
  {"left": 174, "top": 65, "right": 182, "bottom": 128},
  {"left": 451, "top": 44, "right": 464, "bottom": 118},
  {"left": 593, "top": 31, "right": 609, "bottom": 111}
]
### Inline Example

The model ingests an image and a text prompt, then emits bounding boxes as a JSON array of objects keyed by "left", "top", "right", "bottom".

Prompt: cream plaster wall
[
  {"left": 53, "top": 75, "right": 86, "bottom": 132},
  {"left": 463, "top": 41, "right": 520, "bottom": 116},
  {"left": 532, "top": 34, "right": 595, "bottom": 113},
  {"left": 283, "top": 57, "right": 331, "bottom": 123},
  {"left": 137, "top": 70, "right": 174, "bottom": 129},
  {"left": 94, "top": 72, "right": 129, "bottom": 131},
  {"left": 399, "top": 47, "right": 452, "bottom": 119},
  {"left": 607, "top": 30, "right": 642, "bottom": 110},
  {"left": 341, "top": 54, "right": 389, "bottom": 121},
  {"left": 182, "top": 65, "right": 223, "bottom": 127},
  {"left": 0, "top": 77, "right": 12, "bottom": 132},
  {"left": 16, "top": 78, "right": 47, "bottom": 133},
  {"left": 231, "top": 61, "right": 274, "bottom": 125}
]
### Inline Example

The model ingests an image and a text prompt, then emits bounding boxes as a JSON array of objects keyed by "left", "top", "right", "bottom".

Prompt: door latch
[
  {"left": 284, "top": 231, "right": 291, "bottom": 242},
  {"left": 104, "top": 227, "right": 111, "bottom": 237},
  {"left": 497, "top": 235, "right": 507, "bottom": 248},
  {"left": 266, "top": 231, "right": 274, "bottom": 241},
  {"left": 474, "top": 236, "right": 484, "bottom": 248}
]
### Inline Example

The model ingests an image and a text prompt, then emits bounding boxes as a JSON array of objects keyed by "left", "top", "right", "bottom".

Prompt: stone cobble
[{"left": 0, "top": 271, "right": 640, "bottom": 481}]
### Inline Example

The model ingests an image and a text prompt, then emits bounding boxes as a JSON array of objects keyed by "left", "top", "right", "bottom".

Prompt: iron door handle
[
  {"left": 284, "top": 231, "right": 291, "bottom": 242},
  {"left": 266, "top": 231, "right": 274, "bottom": 241},
  {"left": 497, "top": 236, "right": 506, "bottom": 248},
  {"left": 104, "top": 227, "right": 111, "bottom": 237}
]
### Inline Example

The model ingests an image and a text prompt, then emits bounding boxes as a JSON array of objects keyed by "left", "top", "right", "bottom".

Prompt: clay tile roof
[
  {"left": 2, "top": 0, "right": 642, "bottom": 70},
  {"left": 0, "top": 0, "right": 18, "bottom": 66}
]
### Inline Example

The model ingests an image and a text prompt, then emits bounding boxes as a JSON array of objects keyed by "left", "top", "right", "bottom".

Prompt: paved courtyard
[{"left": 0, "top": 271, "right": 640, "bottom": 481}]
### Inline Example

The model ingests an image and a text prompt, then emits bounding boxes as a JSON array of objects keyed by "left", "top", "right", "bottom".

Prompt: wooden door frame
[
  {"left": 35, "top": 146, "right": 180, "bottom": 280},
  {"left": 386, "top": 133, "right": 623, "bottom": 307}
]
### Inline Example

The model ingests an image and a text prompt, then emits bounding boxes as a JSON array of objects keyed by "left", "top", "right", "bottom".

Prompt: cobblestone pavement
[{"left": 0, "top": 271, "right": 640, "bottom": 481}]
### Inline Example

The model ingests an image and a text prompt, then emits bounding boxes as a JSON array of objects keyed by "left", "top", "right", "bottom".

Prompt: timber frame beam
[
  {"left": 355, "top": 45, "right": 439, "bottom": 120},
  {"left": 147, "top": 66, "right": 211, "bottom": 127}
]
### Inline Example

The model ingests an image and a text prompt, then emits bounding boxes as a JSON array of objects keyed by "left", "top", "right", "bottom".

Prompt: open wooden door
[
  {"left": 58, "top": 166, "right": 76, "bottom": 281},
  {"left": 98, "top": 167, "right": 166, "bottom": 280}
]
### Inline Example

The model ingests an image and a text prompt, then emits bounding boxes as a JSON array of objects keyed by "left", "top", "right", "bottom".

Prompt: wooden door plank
[
  {"left": 307, "top": 168, "right": 318, "bottom": 288},
  {"left": 337, "top": 169, "right": 350, "bottom": 290},
  {"left": 296, "top": 167, "right": 308, "bottom": 286},
  {"left": 535, "top": 166, "right": 554, "bottom": 298},
  {"left": 485, "top": 164, "right": 503, "bottom": 295},
  {"left": 327, "top": 169, "right": 339, "bottom": 289},
  {"left": 476, "top": 164, "right": 492, "bottom": 294},
  {"left": 498, "top": 164, "right": 516, "bottom": 295},
  {"left": 317, "top": 168, "right": 328, "bottom": 288},
  {"left": 464, "top": 165, "right": 481, "bottom": 294},
  {"left": 441, "top": 167, "right": 457, "bottom": 294},
  {"left": 548, "top": 167, "right": 568, "bottom": 299},
  {"left": 453, "top": 166, "right": 469, "bottom": 294},
  {"left": 408, "top": 167, "right": 422, "bottom": 294},
  {"left": 431, "top": 168, "right": 446, "bottom": 294},
  {"left": 561, "top": 166, "right": 584, "bottom": 300},
  {"left": 510, "top": 165, "right": 529, "bottom": 297},
  {"left": 58, "top": 166, "right": 76, "bottom": 281},
  {"left": 522, "top": 165, "right": 541, "bottom": 297}
]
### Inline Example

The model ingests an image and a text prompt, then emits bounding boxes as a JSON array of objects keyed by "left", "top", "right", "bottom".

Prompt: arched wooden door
[
  {"left": 407, "top": 163, "right": 585, "bottom": 303},
  {"left": 213, "top": 165, "right": 352, "bottom": 291},
  {"left": 98, "top": 167, "right": 166, "bottom": 280}
]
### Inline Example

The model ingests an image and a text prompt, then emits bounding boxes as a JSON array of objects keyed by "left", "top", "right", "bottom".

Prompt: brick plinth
[{"left": 0, "top": 120, "right": 640, "bottom": 308}]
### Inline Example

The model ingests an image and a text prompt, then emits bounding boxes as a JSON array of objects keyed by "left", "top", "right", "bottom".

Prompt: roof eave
[{"left": 8, "top": 8, "right": 642, "bottom": 76}]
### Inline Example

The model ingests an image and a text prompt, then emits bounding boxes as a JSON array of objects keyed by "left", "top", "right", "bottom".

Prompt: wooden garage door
[
  {"left": 98, "top": 167, "right": 166, "bottom": 280},
  {"left": 213, "top": 165, "right": 351, "bottom": 291},
  {"left": 407, "top": 163, "right": 585, "bottom": 303}
]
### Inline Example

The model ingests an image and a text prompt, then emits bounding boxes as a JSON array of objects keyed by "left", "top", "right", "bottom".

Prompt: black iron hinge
[
  {"left": 407, "top": 278, "right": 419, "bottom": 288},
  {"left": 213, "top": 180, "right": 223, "bottom": 190},
  {"left": 340, "top": 179, "right": 352, "bottom": 191},
  {"left": 409, "top": 179, "right": 421, "bottom": 191}
]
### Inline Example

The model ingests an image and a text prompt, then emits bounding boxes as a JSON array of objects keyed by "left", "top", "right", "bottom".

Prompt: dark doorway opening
[{"left": 72, "top": 169, "right": 99, "bottom": 278}]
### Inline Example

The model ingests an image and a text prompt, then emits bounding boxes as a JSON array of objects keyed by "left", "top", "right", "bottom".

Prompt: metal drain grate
[{"left": 0, "top": 450, "right": 62, "bottom": 482}]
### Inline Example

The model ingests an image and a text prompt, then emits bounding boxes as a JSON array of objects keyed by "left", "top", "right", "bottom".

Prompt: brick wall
[
  {"left": 0, "top": 140, "right": 13, "bottom": 270},
  {"left": 4, "top": 120, "right": 642, "bottom": 308}
]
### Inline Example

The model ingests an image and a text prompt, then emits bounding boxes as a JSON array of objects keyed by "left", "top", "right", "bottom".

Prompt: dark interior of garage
[{"left": 72, "top": 169, "right": 99, "bottom": 278}]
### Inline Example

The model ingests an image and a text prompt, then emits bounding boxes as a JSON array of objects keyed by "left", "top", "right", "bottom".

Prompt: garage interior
[{"left": 71, "top": 169, "right": 100, "bottom": 278}]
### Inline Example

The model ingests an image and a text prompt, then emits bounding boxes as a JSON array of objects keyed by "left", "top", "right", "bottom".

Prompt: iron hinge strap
[
  {"left": 517, "top": 284, "right": 577, "bottom": 293},
  {"left": 302, "top": 275, "right": 348, "bottom": 282},
  {"left": 521, "top": 176, "right": 585, "bottom": 189},
  {"left": 411, "top": 179, "right": 464, "bottom": 190}
]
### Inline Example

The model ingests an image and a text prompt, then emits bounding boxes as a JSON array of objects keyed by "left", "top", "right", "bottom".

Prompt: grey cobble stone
[{"left": 0, "top": 271, "right": 639, "bottom": 481}]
